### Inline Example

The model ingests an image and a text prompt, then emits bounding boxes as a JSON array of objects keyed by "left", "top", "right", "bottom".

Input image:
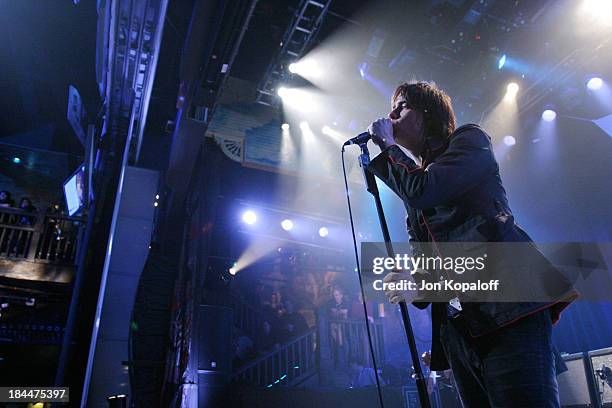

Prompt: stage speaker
[
  {"left": 197, "top": 305, "right": 233, "bottom": 407},
  {"left": 558, "top": 352, "right": 597, "bottom": 407},
  {"left": 197, "top": 305, "right": 233, "bottom": 373},
  {"left": 588, "top": 347, "right": 612, "bottom": 407}
]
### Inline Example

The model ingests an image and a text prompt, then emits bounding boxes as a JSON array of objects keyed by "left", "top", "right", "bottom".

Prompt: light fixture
[
  {"left": 281, "top": 219, "right": 294, "bottom": 231},
  {"left": 287, "top": 60, "right": 321, "bottom": 78},
  {"left": 318, "top": 227, "right": 328, "bottom": 237},
  {"left": 498, "top": 54, "right": 507, "bottom": 70},
  {"left": 278, "top": 88, "right": 315, "bottom": 112},
  {"left": 242, "top": 210, "right": 257, "bottom": 225},
  {"left": 277, "top": 87, "right": 288, "bottom": 97},
  {"left": 503, "top": 135, "right": 516, "bottom": 146},
  {"left": 581, "top": 0, "right": 612, "bottom": 26},
  {"left": 587, "top": 77, "right": 603, "bottom": 90},
  {"left": 506, "top": 82, "right": 519, "bottom": 94},
  {"left": 541, "top": 110, "right": 557, "bottom": 122}
]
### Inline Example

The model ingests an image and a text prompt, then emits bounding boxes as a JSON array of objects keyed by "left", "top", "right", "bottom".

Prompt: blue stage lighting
[
  {"left": 12, "top": 157, "right": 21, "bottom": 164},
  {"left": 498, "top": 54, "right": 507, "bottom": 70},
  {"left": 359, "top": 62, "right": 368, "bottom": 79},
  {"left": 587, "top": 77, "right": 603, "bottom": 90},
  {"left": 503, "top": 135, "right": 516, "bottom": 146},
  {"left": 242, "top": 210, "right": 257, "bottom": 225},
  {"left": 318, "top": 227, "right": 328, "bottom": 237},
  {"left": 542, "top": 110, "right": 557, "bottom": 122},
  {"left": 281, "top": 219, "right": 294, "bottom": 231}
]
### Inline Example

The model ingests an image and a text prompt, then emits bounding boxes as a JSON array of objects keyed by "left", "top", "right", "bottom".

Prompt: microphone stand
[{"left": 357, "top": 142, "right": 431, "bottom": 408}]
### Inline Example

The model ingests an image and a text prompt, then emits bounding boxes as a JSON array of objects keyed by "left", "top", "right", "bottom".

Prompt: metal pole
[{"left": 358, "top": 143, "right": 431, "bottom": 408}]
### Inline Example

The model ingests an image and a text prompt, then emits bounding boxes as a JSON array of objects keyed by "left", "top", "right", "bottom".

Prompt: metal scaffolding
[{"left": 256, "top": 0, "right": 332, "bottom": 106}]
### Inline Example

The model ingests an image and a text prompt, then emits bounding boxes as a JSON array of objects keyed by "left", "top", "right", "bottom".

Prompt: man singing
[{"left": 366, "top": 81, "right": 577, "bottom": 407}]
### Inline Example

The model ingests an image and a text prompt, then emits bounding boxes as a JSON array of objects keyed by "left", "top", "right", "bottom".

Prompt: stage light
[
  {"left": 277, "top": 87, "right": 288, "bottom": 97},
  {"left": 281, "top": 123, "right": 290, "bottom": 130},
  {"left": 155, "top": 194, "right": 160, "bottom": 200},
  {"left": 581, "top": 0, "right": 612, "bottom": 25},
  {"left": 359, "top": 62, "right": 368, "bottom": 79},
  {"left": 542, "top": 110, "right": 557, "bottom": 121},
  {"left": 242, "top": 210, "right": 257, "bottom": 225},
  {"left": 288, "top": 60, "right": 321, "bottom": 78},
  {"left": 153, "top": 202, "right": 159, "bottom": 207},
  {"left": 281, "top": 219, "right": 294, "bottom": 231},
  {"left": 321, "top": 125, "right": 331, "bottom": 134},
  {"left": 503, "top": 82, "right": 519, "bottom": 102},
  {"left": 277, "top": 87, "right": 315, "bottom": 112},
  {"left": 503, "top": 135, "right": 516, "bottom": 146},
  {"left": 498, "top": 54, "right": 507, "bottom": 70},
  {"left": 229, "top": 266, "right": 237, "bottom": 275},
  {"left": 318, "top": 227, "right": 328, "bottom": 237},
  {"left": 299, "top": 121, "right": 309, "bottom": 131},
  {"left": 12, "top": 157, "right": 21, "bottom": 164},
  {"left": 587, "top": 77, "right": 603, "bottom": 90},
  {"left": 506, "top": 82, "right": 519, "bottom": 95},
  {"left": 25, "top": 298, "right": 35, "bottom": 307}
]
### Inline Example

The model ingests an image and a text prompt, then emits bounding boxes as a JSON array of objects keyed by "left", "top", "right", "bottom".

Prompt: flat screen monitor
[{"left": 63, "top": 165, "right": 85, "bottom": 216}]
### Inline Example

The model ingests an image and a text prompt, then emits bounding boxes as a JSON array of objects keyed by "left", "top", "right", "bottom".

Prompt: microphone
[{"left": 343, "top": 131, "right": 371, "bottom": 146}]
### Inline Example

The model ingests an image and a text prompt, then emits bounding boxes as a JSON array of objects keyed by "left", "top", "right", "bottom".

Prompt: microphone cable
[{"left": 341, "top": 146, "right": 386, "bottom": 408}]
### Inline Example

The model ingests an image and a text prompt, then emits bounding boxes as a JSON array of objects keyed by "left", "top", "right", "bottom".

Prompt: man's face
[{"left": 389, "top": 95, "right": 425, "bottom": 154}]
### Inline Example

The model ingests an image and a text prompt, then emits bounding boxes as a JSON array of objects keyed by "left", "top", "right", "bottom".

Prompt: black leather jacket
[{"left": 368, "top": 124, "right": 578, "bottom": 370}]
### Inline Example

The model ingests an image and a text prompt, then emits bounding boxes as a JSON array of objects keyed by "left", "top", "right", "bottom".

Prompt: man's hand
[
  {"left": 368, "top": 118, "right": 395, "bottom": 149},
  {"left": 383, "top": 271, "right": 420, "bottom": 304}
]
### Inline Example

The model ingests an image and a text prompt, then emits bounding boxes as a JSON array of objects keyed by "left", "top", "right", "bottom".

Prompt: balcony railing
[
  {"left": 232, "top": 329, "right": 316, "bottom": 387},
  {"left": 328, "top": 318, "right": 385, "bottom": 368},
  {"left": 0, "top": 207, "right": 85, "bottom": 264}
]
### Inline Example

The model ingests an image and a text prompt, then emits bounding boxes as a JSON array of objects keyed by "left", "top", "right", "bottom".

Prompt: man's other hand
[{"left": 383, "top": 271, "right": 420, "bottom": 304}]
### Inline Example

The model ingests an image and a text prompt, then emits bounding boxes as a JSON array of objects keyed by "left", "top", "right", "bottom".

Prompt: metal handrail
[
  {"left": 0, "top": 207, "right": 84, "bottom": 263},
  {"left": 325, "top": 318, "right": 386, "bottom": 368},
  {"left": 232, "top": 328, "right": 316, "bottom": 387}
]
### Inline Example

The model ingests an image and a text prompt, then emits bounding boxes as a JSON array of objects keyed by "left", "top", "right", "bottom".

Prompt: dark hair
[{"left": 392, "top": 81, "right": 457, "bottom": 142}]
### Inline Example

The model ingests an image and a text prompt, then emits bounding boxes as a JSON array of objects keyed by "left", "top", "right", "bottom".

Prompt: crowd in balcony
[
  {"left": 0, "top": 190, "right": 81, "bottom": 262},
  {"left": 231, "top": 266, "right": 386, "bottom": 370},
  {"left": 0, "top": 190, "right": 38, "bottom": 225}
]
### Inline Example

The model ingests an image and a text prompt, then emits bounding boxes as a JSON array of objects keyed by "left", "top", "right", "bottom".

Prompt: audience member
[
  {"left": 233, "top": 335, "right": 255, "bottom": 368},
  {"left": 255, "top": 320, "right": 280, "bottom": 353},
  {"left": 278, "top": 300, "right": 309, "bottom": 343},
  {"left": 263, "top": 291, "right": 285, "bottom": 321},
  {"left": 350, "top": 290, "right": 375, "bottom": 322},
  {"left": 0, "top": 190, "right": 14, "bottom": 208},
  {"left": 326, "top": 287, "right": 349, "bottom": 320},
  {"left": 16, "top": 197, "right": 37, "bottom": 226}
]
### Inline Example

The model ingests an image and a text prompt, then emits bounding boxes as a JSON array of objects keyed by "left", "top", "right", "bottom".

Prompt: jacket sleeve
[{"left": 367, "top": 128, "right": 496, "bottom": 209}]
